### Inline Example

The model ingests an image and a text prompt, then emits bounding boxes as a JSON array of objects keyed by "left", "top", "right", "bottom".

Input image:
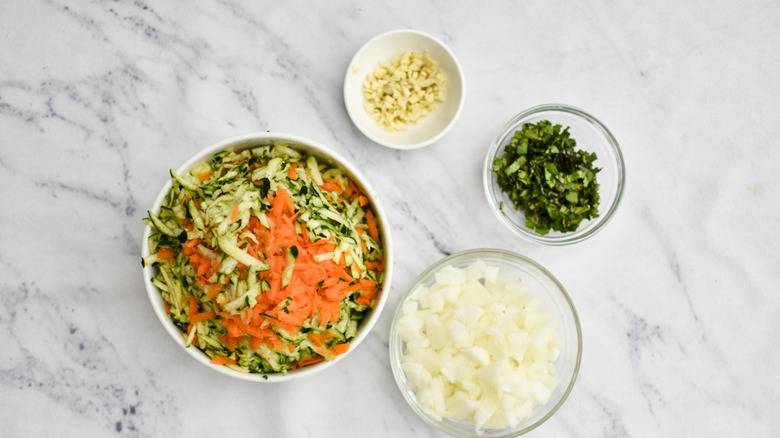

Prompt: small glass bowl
[
  {"left": 389, "top": 249, "right": 582, "bottom": 437},
  {"left": 483, "top": 104, "right": 625, "bottom": 245}
]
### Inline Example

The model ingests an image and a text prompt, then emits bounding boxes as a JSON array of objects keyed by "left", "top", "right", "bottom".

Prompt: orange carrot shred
[
  {"left": 308, "top": 332, "right": 323, "bottom": 347},
  {"left": 230, "top": 204, "right": 240, "bottom": 222},
  {"left": 188, "top": 296, "right": 198, "bottom": 317},
  {"left": 182, "top": 239, "right": 201, "bottom": 255},
  {"left": 190, "top": 311, "right": 216, "bottom": 323},
  {"left": 333, "top": 342, "right": 349, "bottom": 355},
  {"left": 207, "top": 284, "right": 224, "bottom": 299},
  {"left": 249, "top": 336, "right": 263, "bottom": 350},
  {"left": 157, "top": 248, "right": 175, "bottom": 261},
  {"left": 291, "top": 355, "right": 324, "bottom": 369},
  {"left": 210, "top": 357, "right": 236, "bottom": 366},
  {"left": 365, "top": 209, "right": 379, "bottom": 242}
]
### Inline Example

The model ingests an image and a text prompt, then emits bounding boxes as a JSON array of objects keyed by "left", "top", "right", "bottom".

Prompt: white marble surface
[{"left": 2, "top": 1, "right": 778, "bottom": 436}]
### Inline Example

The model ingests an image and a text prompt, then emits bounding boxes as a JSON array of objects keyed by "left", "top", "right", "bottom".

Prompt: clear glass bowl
[
  {"left": 483, "top": 104, "right": 625, "bottom": 245},
  {"left": 389, "top": 249, "right": 582, "bottom": 437}
]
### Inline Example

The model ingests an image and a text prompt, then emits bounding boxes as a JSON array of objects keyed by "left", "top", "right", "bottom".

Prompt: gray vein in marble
[
  {"left": 390, "top": 197, "right": 454, "bottom": 257},
  {"left": 1, "top": 282, "right": 179, "bottom": 437},
  {"left": 177, "top": 0, "right": 346, "bottom": 136},
  {"left": 623, "top": 307, "right": 666, "bottom": 416},
  {"left": 34, "top": 179, "right": 129, "bottom": 214},
  {"left": 624, "top": 308, "right": 665, "bottom": 366},
  {"left": 0, "top": 71, "right": 156, "bottom": 221},
  {"left": 0, "top": 81, "right": 46, "bottom": 130},
  {"left": 590, "top": 392, "right": 631, "bottom": 438},
  {"left": 639, "top": 205, "right": 701, "bottom": 324},
  {"left": 62, "top": 0, "right": 184, "bottom": 52}
]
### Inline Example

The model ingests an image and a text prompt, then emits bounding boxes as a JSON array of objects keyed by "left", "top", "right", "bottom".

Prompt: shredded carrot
[
  {"left": 365, "top": 209, "right": 379, "bottom": 242},
  {"left": 365, "top": 259, "right": 385, "bottom": 271},
  {"left": 346, "top": 179, "right": 361, "bottom": 200},
  {"left": 316, "top": 347, "right": 334, "bottom": 356},
  {"left": 332, "top": 342, "right": 349, "bottom": 355},
  {"left": 164, "top": 161, "right": 385, "bottom": 372},
  {"left": 157, "top": 248, "right": 175, "bottom": 261},
  {"left": 291, "top": 355, "right": 324, "bottom": 369},
  {"left": 206, "top": 284, "right": 224, "bottom": 299},
  {"left": 210, "top": 357, "right": 237, "bottom": 366},
  {"left": 218, "top": 333, "right": 238, "bottom": 351},
  {"left": 307, "top": 332, "right": 323, "bottom": 347},
  {"left": 316, "top": 342, "right": 348, "bottom": 356},
  {"left": 188, "top": 296, "right": 199, "bottom": 318},
  {"left": 184, "top": 240, "right": 221, "bottom": 286},
  {"left": 182, "top": 239, "right": 201, "bottom": 255},
  {"left": 319, "top": 178, "right": 343, "bottom": 194},
  {"left": 249, "top": 336, "right": 263, "bottom": 350},
  {"left": 181, "top": 219, "right": 195, "bottom": 231},
  {"left": 190, "top": 311, "right": 216, "bottom": 323}
]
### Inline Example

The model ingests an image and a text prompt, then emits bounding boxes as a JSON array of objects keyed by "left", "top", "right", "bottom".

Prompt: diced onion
[{"left": 398, "top": 261, "right": 560, "bottom": 431}]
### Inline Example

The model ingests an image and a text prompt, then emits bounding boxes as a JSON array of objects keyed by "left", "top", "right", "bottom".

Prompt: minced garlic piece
[{"left": 362, "top": 51, "right": 445, "bottom": 132}]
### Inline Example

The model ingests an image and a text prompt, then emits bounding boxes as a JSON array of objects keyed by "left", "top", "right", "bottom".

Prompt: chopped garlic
[{"left": 362, "top": 51, "right": 445, "bottom": 132}]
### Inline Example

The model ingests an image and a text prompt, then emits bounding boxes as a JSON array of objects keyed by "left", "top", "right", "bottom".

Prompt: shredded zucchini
[{"left": 145, "top": 144, "right": 386, "bottom": 374}]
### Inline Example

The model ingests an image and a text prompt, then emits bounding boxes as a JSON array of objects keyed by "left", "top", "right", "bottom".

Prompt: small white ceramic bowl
[
  {"left": 344, "top": 29, "right": 465, "bottom": 149},
  {"left": 141, "top": 132, "right": 394, "bottom": 382}
]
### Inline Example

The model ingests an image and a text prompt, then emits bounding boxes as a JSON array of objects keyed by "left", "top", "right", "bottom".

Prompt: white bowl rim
[
  {"left": 388, "top": 248, "right": 582, "bottom": 437},
  {"left": 141, "top": 131, "right": 394, "bottom": 382},
  {"left": 483, "top": 103, "right": 626, "bottom": 245},
  {"left": 343, "top": 28, "right": 466, "bottom": 150}
]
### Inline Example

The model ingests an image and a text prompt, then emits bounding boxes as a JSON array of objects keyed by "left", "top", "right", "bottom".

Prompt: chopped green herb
[{"left": 491, "top": 120, "right": 601, "bottom": 235}]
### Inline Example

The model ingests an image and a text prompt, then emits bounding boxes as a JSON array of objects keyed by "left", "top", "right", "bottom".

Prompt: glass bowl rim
[{"left": 482, "top": 103, "right": 626, "bottom": 245}]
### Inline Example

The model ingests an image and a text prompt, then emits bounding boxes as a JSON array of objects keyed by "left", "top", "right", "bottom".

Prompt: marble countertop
[{"left": 2, "top": 1, "right": 778, "bottom": 436}]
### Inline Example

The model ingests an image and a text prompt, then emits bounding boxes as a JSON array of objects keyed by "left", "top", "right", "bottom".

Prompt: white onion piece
[{"left": 398, "top": 261, "right": 561, "bottom": 431}]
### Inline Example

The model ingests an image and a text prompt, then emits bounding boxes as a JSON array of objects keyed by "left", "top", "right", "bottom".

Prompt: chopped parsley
[{"left": 491, "top": 120, "right": 601, "bottom": 235}]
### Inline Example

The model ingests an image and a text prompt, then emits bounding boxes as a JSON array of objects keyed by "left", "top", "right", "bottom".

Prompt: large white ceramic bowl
[
  {"left": 141, "top": 132, "right": 393, "bottom": 382},
  {"left": 344, "top": 29, "right": 465, "bottom": 149}
]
